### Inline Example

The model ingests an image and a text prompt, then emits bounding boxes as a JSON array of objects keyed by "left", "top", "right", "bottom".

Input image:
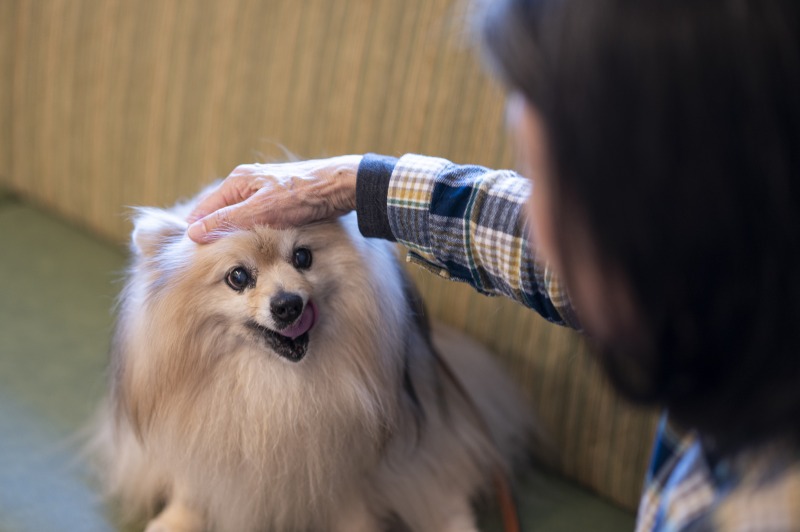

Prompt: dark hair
[{"left": 482, "top": 0, "right": 800, "bottom": 452}]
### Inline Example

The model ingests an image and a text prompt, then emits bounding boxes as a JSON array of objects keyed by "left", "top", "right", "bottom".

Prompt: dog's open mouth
[{"left": 247, "top": 301, "right": 317, "bottom": 363}]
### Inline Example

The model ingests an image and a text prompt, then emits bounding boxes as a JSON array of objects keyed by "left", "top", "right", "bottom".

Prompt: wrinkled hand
[{"left": 187, "top": 155, "right": 362, "bottom": 243}]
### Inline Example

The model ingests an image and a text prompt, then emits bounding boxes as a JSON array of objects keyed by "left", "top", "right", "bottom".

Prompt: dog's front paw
[{"left": 144, "top": 501, "right": 204, "bottom": 532}]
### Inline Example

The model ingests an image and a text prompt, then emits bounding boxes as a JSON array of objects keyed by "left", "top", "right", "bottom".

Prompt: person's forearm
[
  {"left": 355, "top": 153, "right": 580, "bottom": 329},
  {"left": 318, "top": 154, "right": 361, "bottom": 217}
]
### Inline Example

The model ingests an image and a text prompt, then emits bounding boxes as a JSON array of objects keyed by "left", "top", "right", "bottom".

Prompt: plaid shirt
[
  {"left": 356, "top": 153, "right": 581, "bottom": 328},
  {"left": 355, "top": 153, "right": 800, "bottom": 531}
]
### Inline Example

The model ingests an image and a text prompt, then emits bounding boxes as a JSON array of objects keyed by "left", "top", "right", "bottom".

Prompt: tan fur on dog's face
[
  {"left": 128, "top": 210, "right": 403, "bottom": 367},
  {"left": 198, "top": 230, "right": 316, "bottom": 340},
  {"left": 170, "top": 228, "right": 321, "bottom": 362}
]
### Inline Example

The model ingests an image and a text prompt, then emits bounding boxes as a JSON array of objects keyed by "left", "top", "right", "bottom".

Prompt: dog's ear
[{"left": 130, "top": 207, "right": 188, "bottom": 257}]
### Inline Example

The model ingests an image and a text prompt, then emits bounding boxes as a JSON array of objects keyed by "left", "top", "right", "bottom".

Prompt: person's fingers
[
  {"left": 185, "top": 184, "right": 223, "bottom": 224},
  {"left": 186, "top": 170, "right": 255, "bottom": 224},
  {"left": 187, "top": 201, "right": 250, "bottom": 243},
  {"left": 187, "top": 187, "right": 305, "bottom": 243}
]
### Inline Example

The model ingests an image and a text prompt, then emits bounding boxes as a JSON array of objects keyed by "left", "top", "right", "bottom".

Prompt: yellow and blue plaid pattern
[{"left": 385, "top": 153, "right": 580, "bottom": 328}]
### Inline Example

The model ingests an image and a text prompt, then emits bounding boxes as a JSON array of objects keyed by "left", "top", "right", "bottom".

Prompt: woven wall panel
[
  {"left": 5, "top": 0, "right": 508, "bottom": 238},
  {"left": 0, "top": 1, "right": 14, "bottom": 177},
  {"left": 4, "top": 0, "right": 657, "bottom": 511}
]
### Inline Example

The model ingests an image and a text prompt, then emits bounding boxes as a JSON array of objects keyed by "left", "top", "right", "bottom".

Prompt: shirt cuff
[{"left": 355, "top": 153, "right": 399, "bottom": 241}]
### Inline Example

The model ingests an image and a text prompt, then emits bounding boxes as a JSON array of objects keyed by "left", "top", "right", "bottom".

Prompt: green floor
[{"left": 0, "top": 193, "right": 635, "bottom": 531}]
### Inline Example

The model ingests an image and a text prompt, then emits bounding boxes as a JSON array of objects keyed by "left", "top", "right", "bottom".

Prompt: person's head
[{"left": 482, "top": 0, "right": 800, "bottom": 452}]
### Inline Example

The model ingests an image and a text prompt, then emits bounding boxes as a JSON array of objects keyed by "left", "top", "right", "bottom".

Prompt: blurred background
[{"left": 0, "top": 1, "right": 656, "bottom": 530}]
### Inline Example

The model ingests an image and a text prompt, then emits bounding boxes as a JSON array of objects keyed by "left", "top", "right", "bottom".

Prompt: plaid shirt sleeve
[{"left": 355, "top": 153, "right": 580, "bottom": 328}]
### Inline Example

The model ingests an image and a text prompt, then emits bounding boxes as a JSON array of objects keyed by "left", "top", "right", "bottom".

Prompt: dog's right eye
[{"left": 225, "top": 267, "right": 251, "bottom": 291}]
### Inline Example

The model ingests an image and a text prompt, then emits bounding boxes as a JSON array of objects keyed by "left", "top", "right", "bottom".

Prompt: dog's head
[
  {"left": 126, "top": 205, "right": 405, "bottom": 365},
  {"left": 131, "top": 209, "right": 321, "bottom": 363}
]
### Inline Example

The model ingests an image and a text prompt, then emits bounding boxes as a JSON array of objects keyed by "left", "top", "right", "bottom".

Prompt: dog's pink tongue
[{"left": 279, "top": 301, "right": 316, "bottom": 340}]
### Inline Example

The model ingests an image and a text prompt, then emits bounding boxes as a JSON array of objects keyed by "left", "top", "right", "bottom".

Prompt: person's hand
[{"left": 186, "top": 155, "right": 362, "bottom": 243}]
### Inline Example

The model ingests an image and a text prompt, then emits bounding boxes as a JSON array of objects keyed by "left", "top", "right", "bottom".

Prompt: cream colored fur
[{"left": 94, "top": 192, "right": 534, "bottom": 532}]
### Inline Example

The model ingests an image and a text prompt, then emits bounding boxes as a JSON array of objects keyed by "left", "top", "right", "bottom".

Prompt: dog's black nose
[{"left": 270, "top": 292, "right": 304, "bottom": 326}]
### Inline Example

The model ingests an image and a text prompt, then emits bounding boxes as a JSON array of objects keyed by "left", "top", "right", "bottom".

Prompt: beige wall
[{"left": 0, "top": 1, "right": 14, "bottom": 177}]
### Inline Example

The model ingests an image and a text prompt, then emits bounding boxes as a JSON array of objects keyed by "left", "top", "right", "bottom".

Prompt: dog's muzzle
[
  {"left": 270, "top": 292, "right": 304, "bottom": 329},
  {"left": 247, "top": 295, "right": 317, "bottom": 362}
]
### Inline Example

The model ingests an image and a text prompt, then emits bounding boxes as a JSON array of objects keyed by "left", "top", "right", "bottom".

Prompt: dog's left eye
[
  {"left": 226, "top": 267, "right": 252, "bottom": 291},
  {"left": 292, "top": 247, "right": 313, "bottom": 270}
]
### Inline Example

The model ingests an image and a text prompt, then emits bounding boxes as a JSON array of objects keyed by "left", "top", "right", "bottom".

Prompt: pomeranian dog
[{"left": 94, "top": 189, "right": 534, "bottom": 532}]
